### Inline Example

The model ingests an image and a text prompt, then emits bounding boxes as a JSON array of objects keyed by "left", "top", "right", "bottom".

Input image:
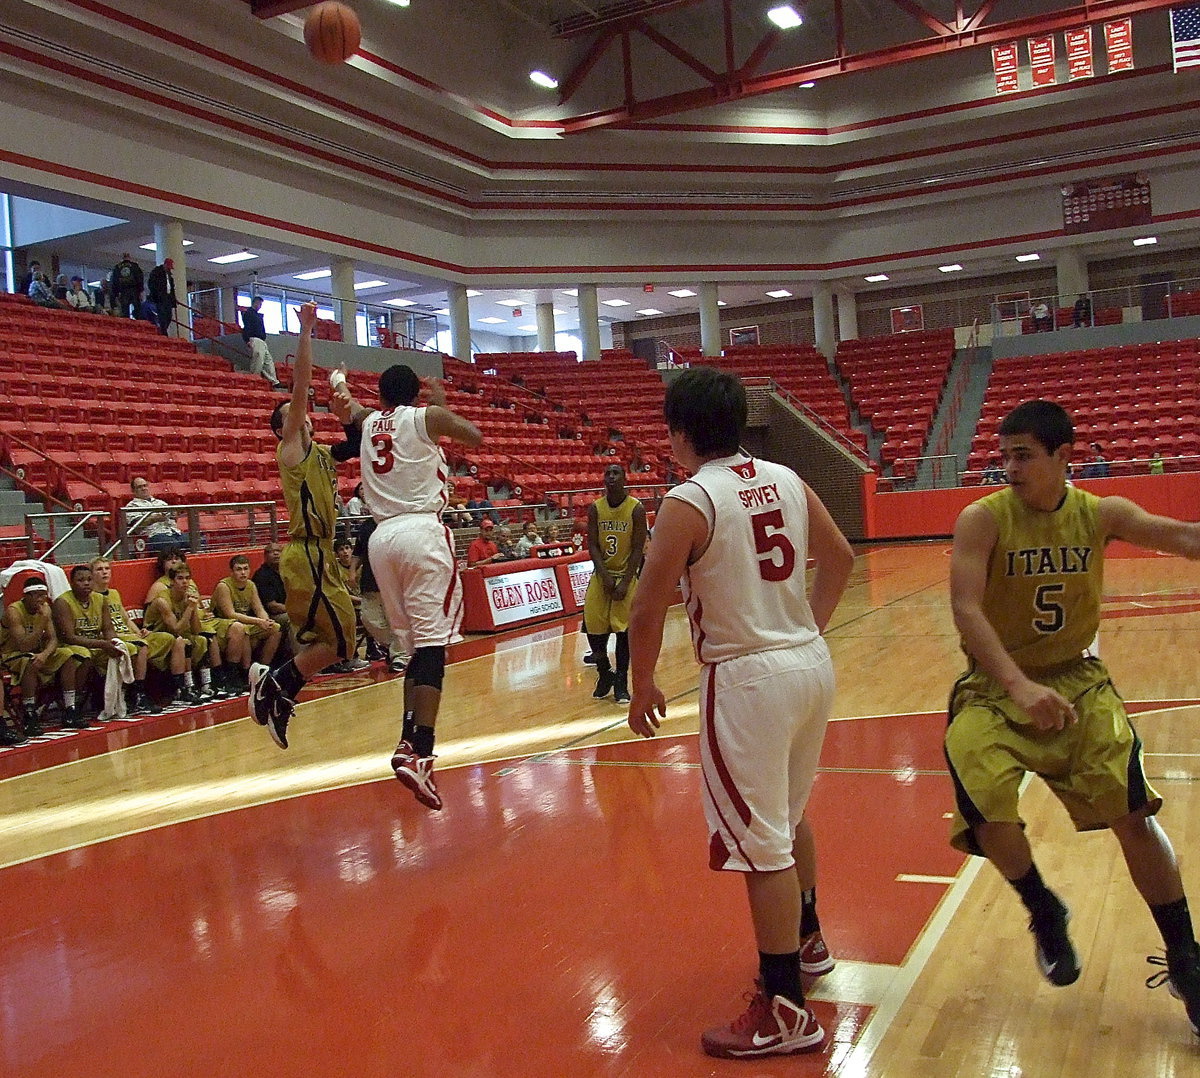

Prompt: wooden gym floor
[{"left": 0, "top": 542, "right": 1198, "bottom": 1076}]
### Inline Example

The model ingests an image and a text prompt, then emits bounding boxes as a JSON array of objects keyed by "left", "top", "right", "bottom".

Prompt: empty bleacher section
[
  {"left": 1167, "top": 291, "right": 1200, "bottom": 319},
  {"left": 0, "top": 292, "right": 341, "bottom": 555},
  {"left": 703, "top": 343, "right": 867, "bottom": 453},
  {"left": 834, "top": 329, "right": 956, "bottom": 479},
  {"left": 968, "top": 339, "right": 1200, "bottom": 480}
]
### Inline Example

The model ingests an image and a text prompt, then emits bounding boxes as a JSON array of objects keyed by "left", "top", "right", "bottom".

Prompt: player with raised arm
[
  {"left": 946, "top": 399, "right": 1200, "bottom": 1035},
  {"left": 338, "top": 363, "right": 481, "bottom": 810},
  {"left": 248, "top": 303, "right": 358, "bottom": 748},
  {"left": 626, "top": 366, "right": 854, "bottom": 1060}
]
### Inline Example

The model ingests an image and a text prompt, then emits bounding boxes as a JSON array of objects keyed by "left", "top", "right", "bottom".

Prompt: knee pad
[{"left": 406, "top": 646, "right": 445, "bottom": 690}]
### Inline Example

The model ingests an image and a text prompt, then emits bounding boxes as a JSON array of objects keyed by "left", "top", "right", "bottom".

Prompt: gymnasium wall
[{"left": 864, "top": 472, "right": 1200, "bottom": 541}]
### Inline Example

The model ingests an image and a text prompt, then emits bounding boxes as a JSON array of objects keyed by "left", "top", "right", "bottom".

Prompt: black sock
[
  {"left": 412, "top": 724, "right": 435, "bottom": 758},
  {"left": 614, "top": 632, "right": 629, "bottom": 678},
  {"left": 173, "top": 673, "right": 185, "bottom": 694},
  {"left": 1009, "top": 863, "right": 1059, "bottom": 920},
  {"left": 274, "top": 659, "right": 305, "bottom": 699},
  {"left": 1151, "top": 896, "right": 1197, "bottom": 957},
  {"left": 800, "top": 887, "right": 820, "bottom": 938},
  {"left": 759, "top": 950, "right": 803, "bottom": 1006},
  {"left": 401, "top": 710, "right": 416, "bottom": 744},
  {"left": 587, "top": 633, "right": 611, "bottom": 672}
]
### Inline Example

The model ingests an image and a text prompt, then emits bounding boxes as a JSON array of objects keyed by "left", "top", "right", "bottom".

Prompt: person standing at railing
[
  {"left": 240, "top": 296, "right": 284, "bottom": 390},
  {"left": 146, "top": 258, "right": 177, "bottom": 337},
  {"left": 110, "top": 252, "right": 143, "bottom": 319}
]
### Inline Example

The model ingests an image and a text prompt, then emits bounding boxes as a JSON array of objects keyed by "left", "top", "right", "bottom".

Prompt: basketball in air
[{"left": 304, "top": 2, "right": 361, "bottom": 64}]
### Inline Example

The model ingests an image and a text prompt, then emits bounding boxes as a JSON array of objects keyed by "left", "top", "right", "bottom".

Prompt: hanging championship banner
[
  {"left": 992, "top": 42, "right": 1020, "bottom": 93},
  {"left": 1104, "top": 18, "right": 1134, "bottom": 72},
  {"left": 1066, "top": 27, "right": 1094, "bottom": 80},
  {"left": 1061, "top": 173, "right": 1151, "bottom": 235},
  {"left": 1027, "top": 35, "right": 1057, "bottom": 87}
]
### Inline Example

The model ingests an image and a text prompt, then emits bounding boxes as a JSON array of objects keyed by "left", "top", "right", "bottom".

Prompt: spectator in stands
[
  {"left": 111, "top": 252, "right": 144, "bottom": 319},
  {"left": 467, "top": 518, "right": 502, "bottom": 566},
  {"left": 146, "top": 258, "right": 177, "bottom": 336},
  {"left": 515, "top": 521, "right": 543, "bottom": 558},
  {"left": 16, "top": 260, "right": 40, "bottom": 296},
  {"left": 27, "top": 272, "right": 64, "bottom": 309},
  {"left": 124, "top": 477, "right": 193, "bottom": 552},
  {"left": 326, "top": 541, "right": 369, "bottom": 673},
  {"left": 240, "top": 296, "right": 283, "bottom": 389},
  {"left": 982, "top": 458, "right": 1005, "bottom": 485},
  {"left": 52, "top": 274, "right": 70, "bottom": 302},
  {"left": 345, "top": 482, "right": 367, "bottom": 518},
  {"left": 1149, "top": 451, "right": 1165, "bottom": 475},
  {"left": 252, "top": 542, "right": 290, "bottom": 637},
  {"left": 444, "top": 480, "right": 473, "bottom": 527},
  {"left": 495, "top": 525, "right": 520, "bottom": 562},
  {"left": 1072, "top": 295, "right": 1092, "bottom": 328},
  {"left": 1081, "top": 443, "right": 1110, "bottom": 479},
  {"left": 467, "top": 493, "right": 499, "bottom": 525},
  {"left": 65, "top": 275, "right": 96, "bottom": 312},
  {"left": 1031, "top": 301, "right": 1053, "bottom": 333}
]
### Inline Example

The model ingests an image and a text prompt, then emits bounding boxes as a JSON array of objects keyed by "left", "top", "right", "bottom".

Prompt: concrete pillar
[
  {"left": 699, "top": 282, "right": 721, "bottom": 357},
  {"left": 812, "top": 280, "right": 836, "bottom": 360},
  {"left": 331, "top": 258, "right": 356, "bottom": 343},
  {"left": 448, "top": 283, "right": 471, "bottom": 362},
  {"left": 1055, "top": 248, "right": 1089, "bottom": 307},
  {"left": 154, "top": 221, "right": 188, "bottom": 336},
  {"left": 536, "top": 301, "right": 556, "bottom": 352},
  {"left": 577, "top": 284, "right": 601, "bottom": 362},
  {"left": 835, "top": 288, "right": 859, "bottom": 342},
  {"left": 218, "top": 286, "right": 239, "bottom": 329}
]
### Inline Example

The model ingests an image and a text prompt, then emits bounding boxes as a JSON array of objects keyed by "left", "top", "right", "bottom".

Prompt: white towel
[
  {"left": 0, "top": 560, "right": 71, "bottom": 600},
  {"left": 100, "top": 642, "right": 135, "bottom": 722}
]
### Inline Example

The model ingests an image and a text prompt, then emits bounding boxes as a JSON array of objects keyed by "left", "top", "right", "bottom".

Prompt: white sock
[
  {"left": 199, "top": 667, "right": 211, "bottom": 687},
  {"left": 63, "top": 690, "right": 76, "bottom": 708}
]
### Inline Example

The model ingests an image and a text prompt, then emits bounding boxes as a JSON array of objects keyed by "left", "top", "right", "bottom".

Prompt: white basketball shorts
[
  {"left": 699, "top": 637, "right": 835, "bottom": 873},
  {"left": 368, "top": 514, "right": 462, "bottom": 654}
]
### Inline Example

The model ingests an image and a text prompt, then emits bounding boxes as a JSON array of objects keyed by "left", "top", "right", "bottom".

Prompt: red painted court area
[{"left": 0, "top": 715, "right": 958, "bottom": 1077}]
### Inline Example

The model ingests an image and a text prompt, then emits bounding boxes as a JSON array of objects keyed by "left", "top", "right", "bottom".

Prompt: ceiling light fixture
[
  {"left": 496, "top": 299, "right": 524, "bottom": 307},
  {"left": 938, "top": 264, "right": 963, "bottom": 273},
  {"left": 637, "top": 308, "right": 664, "bottom": 316},
  {"left": 799, "top": 81, "right": 816, "bottom": 88},
  {"left": 529, "top": 70, "right": 559, "bottom": 89},
  {"left": 602, "top": 299, "right": 631, "bottom": 307},
  {"left": 517, "top": 325, "right": 538, "bottom": 332},
  {"left": 864, "top": 274, "right": 889, "bottom": 283},
  {"left": 384, "top": 298, "right": 416, "bottom": 307},
  {"left": 560, "top": 289, "right": 578, "bottom": 297},
  {"left": 140, "top": 240, "right": 193, "bottom": 251},
  {"left": 465, "top": 289, "right": 482, "bottom": 297},
  {"left": 354, "top": 280, "right": 388, "bottom": 290},
  {"left": 767, "top": 6, "right": 803, "bottom": 29},
  {"left": 479, "top": 317, "right": 506, "bottom": 324},
  {"left": 1133, "top": 236, "right": 1158, "bottom": 246},
  {"left": 668, "top": 288, "right": 697, "bottom": 298},
  {"left": 1015, "top": 253, "right": 1041, "bottom": 262},
  {"left": 766, "top": 289, "right": 792, "bottom": 298},
  {"left": 208, "top": 251, "right": 258, "bottom": 264},
  {"left": 294, "top": 269, "right": 332, "bottom": 280}
]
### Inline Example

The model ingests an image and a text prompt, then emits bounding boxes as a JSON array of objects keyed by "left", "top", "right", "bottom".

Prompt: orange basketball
[{"left": 304, "top": 2, "right": 361, "bottom": 64}]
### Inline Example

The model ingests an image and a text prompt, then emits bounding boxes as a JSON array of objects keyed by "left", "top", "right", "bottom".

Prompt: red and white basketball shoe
[
  {"left": 701, "top": 988, "right": 825, "bottom": 1059},
  {"left": 391, "top": 741, "right": 443, "bottom": 811},
  {"left": 799, "top": 931, "right": 836, "bottom": 977}
]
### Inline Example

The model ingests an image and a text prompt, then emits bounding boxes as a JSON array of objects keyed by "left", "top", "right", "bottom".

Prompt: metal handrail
[
  {"left": 25, "top": 510, "right": 110, "bottom": 561},
  {"left": 742, "top": 376, "right": 872, "bottom": 465},
  {"left": 113, "top": 499, "right": 279, "bottom": 558}
]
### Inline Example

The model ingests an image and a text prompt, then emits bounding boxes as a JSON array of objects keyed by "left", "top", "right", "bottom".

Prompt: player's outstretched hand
[
  {"left": 420, "top": 376, "right": 447, "bottom": 407},
  {"left": 1012, "top": 679, "right": 1078, "bottom": 731},
  {"left": 627, "top": 684, "right": 665, "bottom": 738},
  {"left": 296, "top": 301, "right": 318, "bottom": 333}
]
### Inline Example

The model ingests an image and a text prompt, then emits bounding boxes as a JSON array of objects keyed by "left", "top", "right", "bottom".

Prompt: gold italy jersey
[
  {"left": 974, "top": 485, "right": 1105, "bottom": 673},
  {"left": 99, "top": 588, "right": 136, "bottom": 635},
  {"left": 279, "top": 440, "right": 339, "bottom": 542},
  {"left": 221, "top": 577, "right": 258, "bottom": 616},
  {"left": 61, "top": 590, "right": 107, "bottom": 639},
  {"left": 594, "top": 494, "right": 639, "bottom": 574},
  {"left": 1, "top": 599, "right": 43, "bottom": 657}
]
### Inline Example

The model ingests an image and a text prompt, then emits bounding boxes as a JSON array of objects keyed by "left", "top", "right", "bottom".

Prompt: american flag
[{"left": 1172, "top": 5, "right": 1200, "bottom": 71}]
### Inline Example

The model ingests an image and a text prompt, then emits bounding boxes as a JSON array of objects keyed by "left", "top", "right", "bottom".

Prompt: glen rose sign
[{"left": 484, "top": 566, "right": 564, "bottom": 626}]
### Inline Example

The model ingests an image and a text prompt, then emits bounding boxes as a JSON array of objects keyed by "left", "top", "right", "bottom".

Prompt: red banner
[
  {"left": 1027, "top": 35, "right": 1057, "bottom": 87},
  {"left": 1105, "top": 18, "right": 1134, "bottom": 72},
  {"left": 1066, "top": 26, "right": 1094, "bottom": 80},
  {"left": 992, "top": 42, "right": 1020, "bottom": 93}
]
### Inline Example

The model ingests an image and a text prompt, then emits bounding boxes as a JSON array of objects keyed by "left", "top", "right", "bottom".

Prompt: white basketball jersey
[
  {"left": 667, "top": 454, "right": 819, "bottom": 664},
  {"left": 360, "top": 405, "right": 448, "bottom": 520}
]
